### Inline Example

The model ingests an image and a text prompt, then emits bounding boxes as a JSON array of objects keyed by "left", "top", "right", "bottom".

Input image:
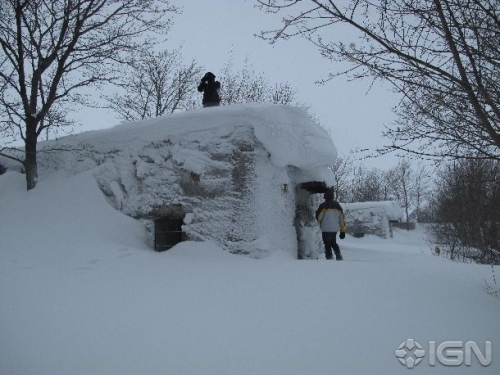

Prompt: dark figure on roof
[
  {"left": 198, "top": 72, "right": 221, "bottom": 108},
  {"left": 316, "top": 189, "right": 347, "bottom": 260}
]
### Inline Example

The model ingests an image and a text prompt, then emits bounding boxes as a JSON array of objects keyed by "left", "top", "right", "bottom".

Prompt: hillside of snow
[{"left": 1, "top": 166, "right": 499, "bottom": 374}]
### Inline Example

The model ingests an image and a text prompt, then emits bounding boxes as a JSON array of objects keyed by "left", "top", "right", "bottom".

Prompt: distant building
[{"left": 342, "top": 201, "right": 404, "bottom": 238}]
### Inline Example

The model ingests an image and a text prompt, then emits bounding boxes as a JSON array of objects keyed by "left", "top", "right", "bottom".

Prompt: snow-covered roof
[{"left": 44, "top": 103, "right": 337, "bottom": 184}]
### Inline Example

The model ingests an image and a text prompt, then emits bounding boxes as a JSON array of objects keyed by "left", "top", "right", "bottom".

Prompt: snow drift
[{"left": 1, "top": 166, "right": 498, "bottom": 375}]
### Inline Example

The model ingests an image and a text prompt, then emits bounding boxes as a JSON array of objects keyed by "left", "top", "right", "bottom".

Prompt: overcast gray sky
[{"left": 82, "top": 0, "right": 401, "bottom": 169}]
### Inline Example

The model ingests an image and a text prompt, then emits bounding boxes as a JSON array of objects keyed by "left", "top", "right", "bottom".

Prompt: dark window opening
[{"left": 155, "top": 217, "right": 184, "bottom": 251}]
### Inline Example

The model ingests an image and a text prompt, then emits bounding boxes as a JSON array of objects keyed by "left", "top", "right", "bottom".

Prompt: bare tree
[
  {"left": 330, "top": 156, "right": 354, "bottom": 201},
  {"left": 386, "top": 159, "right": 414, "bottom": 229},
  {"left": 432, "top": 159, "right": 500, "bottom": 263},
  {"left": 349, "top": 165, "right": 386, "bottom": 203},
  {"left": 412, "top": 162, "right": 432, "bottom": 222},
  {"left": 106, "top": 49, "right": 202, "bottom": 122},
  {"left": 0, "top": 0, "right": 178, "bottom": 190},
  {"left": 256, "top": 0, "right": 500, "bottom": 161},
  {"left": 271, "top": 82, "right": 295, "bottom": 105},
  {"left": 219, "top": 57, "right": 271, "bottom": 105},
  {"left": 219, "top": 56, "right": 305, "bottom": 107}
]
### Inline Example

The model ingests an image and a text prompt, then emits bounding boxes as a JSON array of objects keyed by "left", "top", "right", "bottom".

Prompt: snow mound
[
  {"left": 0, "top": 171, "right": 148, "bottom": 267},
  {"left": 165, "top": 240, "right": 244, "bottom": 261}
]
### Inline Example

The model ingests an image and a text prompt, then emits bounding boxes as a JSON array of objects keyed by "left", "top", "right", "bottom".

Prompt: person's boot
[
  {"left": 335, "top": 252, "right": 343, "bottom": 261},
  {"left": 325, "top": 251, "right": 333, "bottom": 260}
]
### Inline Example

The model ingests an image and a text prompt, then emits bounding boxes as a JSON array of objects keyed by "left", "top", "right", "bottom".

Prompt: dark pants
[{"left": 322, "top": 232, "right": 340, "bottom": 259}]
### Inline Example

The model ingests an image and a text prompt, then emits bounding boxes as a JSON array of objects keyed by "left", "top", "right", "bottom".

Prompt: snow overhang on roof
[{"left": 40, "top": 103, "right": 338, "bottom": 184}]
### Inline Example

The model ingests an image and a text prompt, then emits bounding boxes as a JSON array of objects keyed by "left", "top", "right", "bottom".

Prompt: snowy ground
[{"left": 1, "top": 170, "right": 499, "bottom": 375}]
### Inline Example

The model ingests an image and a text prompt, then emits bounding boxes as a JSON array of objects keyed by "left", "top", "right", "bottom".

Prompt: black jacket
[{"left": 198, "top": 80, "right": 221, "bottom": 106}]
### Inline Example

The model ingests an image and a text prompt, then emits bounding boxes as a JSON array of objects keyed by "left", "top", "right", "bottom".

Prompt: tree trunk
[
  {"left": 24, "top": 121, "right": 38, "bottom": 190},
  {"left": 405, "top": 207, "right": 410, "bottom": 231}
]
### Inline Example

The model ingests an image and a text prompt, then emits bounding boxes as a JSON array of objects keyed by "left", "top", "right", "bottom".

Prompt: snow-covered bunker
[
  {"left": 342, "top": 201, "right": 404, "bottom": 239},
  {"left": 38, "top": 104, "right": 337, "bottom": 258}
]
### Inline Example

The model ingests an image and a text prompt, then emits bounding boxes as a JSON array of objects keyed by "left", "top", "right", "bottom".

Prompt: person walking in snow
[
  {"left": 198, "top": 72, "right": 221, "bottom": 108},
  {"left": 316, "top": 189, "right": 346, "bottom": 260}
]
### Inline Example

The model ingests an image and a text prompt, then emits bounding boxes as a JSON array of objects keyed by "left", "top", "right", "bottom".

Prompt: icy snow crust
[{"left": 32, "top": 104, "right": 335, "bottom": 256}]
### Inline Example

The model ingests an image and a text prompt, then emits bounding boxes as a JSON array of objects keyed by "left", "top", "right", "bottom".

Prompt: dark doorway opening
[{"left": 154, "top": 217, "right": 184, "bottom": 251}]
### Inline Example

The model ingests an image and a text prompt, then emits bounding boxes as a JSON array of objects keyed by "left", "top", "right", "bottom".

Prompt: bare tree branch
[
  {"left": 256, "top": 0, "right": 500, "bottom": 161},
  {"left": 0, "top": 0, "right": 179, "bottom": 189},
  {"left": 105, "top": 48, "right": 202, "bottom": 122}
]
